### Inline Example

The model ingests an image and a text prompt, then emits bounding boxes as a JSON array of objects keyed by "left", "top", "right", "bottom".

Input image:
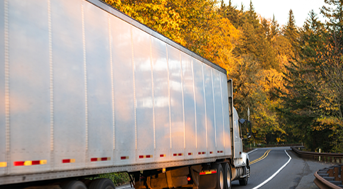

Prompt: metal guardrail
[
  {"left": 314, "top": 166, "right": 343, "bottom": 189},
  {"left": 243, "top": 144, "right": 303, "bottom": 152},
  {"left": 291, "top": 147, "right": 343, "bottom": 188},
  {"left": 291, "top": 147, "right": 343, "bottom": 163}
]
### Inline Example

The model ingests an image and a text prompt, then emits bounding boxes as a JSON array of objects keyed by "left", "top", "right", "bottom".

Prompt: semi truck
[{"left": 0, "top": 0, "right": 250, "bottom": 188}]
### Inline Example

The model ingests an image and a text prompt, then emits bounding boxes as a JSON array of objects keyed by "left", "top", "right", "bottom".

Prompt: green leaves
[{"left": 279, "top": 1, "right": 343, "bottom": 152}]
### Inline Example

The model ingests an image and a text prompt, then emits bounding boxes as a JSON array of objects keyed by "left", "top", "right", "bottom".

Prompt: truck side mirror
[
  {"left": 238, "top": 118, "right": 253, "bottom": 139},
  {"left": 239, "top": 118, "right": 246, "bottom": 124}
]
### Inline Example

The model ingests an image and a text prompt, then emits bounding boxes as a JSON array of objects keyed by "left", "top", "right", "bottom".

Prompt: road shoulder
[{"left": 287, "top": 150, "right": 335, "bottom": 189}]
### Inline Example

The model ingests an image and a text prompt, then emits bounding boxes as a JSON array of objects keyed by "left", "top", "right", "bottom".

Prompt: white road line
[
  {"left": 252, "top": 150, "right": 292, "bottom": 189},
  {"left": 248, "top": 148, "right": 258, "bottom": 154}
]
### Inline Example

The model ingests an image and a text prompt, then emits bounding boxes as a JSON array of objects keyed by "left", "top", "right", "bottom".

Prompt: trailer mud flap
[
  {"left": 166, "top": 171, "right": 174, "bottom": 188},
  {"left": 190, "top": 165, "right": 202, "bottom": 188}
]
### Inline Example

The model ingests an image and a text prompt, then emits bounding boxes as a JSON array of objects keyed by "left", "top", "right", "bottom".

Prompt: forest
[{"left": 104, "top": 0, "right": 343, "bottom": 152}]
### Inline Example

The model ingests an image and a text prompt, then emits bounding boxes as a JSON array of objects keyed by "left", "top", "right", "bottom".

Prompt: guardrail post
[
  {"left": 328, "top": 169, "right": 334, "bottom": 177},
  {"left": 319, "top": 148, "right": 321, "bottom": 162},
  {"left": 334, "top": 167, "right": 339, "bottom": 181}
]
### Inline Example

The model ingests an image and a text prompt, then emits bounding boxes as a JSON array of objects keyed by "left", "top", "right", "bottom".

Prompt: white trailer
[{"left": 0, "top": 0, "right": 250, "bottom": 188}]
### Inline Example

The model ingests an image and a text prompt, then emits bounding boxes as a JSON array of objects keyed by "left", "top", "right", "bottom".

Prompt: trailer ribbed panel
[
  {"left": 110, "top": 15, "right": 136, "bottom": 165},
  {"left": 204, "top": 65, "right": 216, "bottom": 156},
  {"left": 213, "top": 70, "right": 225, "bottom": 152},
  {"left": 193, "top": 60, "right": 207, "bottom": 157},
  {"left": 167, "top": 45, "right": 184, "bottom": 160},
  {"left": 8, "top": 0, "right": 51, "bottom": 175},
  {"left": 51, "top": 0, "right": 86, "bottom": 171},
  {"left": 150, "top": 37, "right": 171, "bottom": 161},
  {"left": 0, "top": 0, "right": 7, "bottom": 177},
  {"left": 83, "top": 2, "right": 113, "bottom": 168},
  {"left": 132, "top": 26, "right": 155, "bottom": 163},
  {"left": 0, "top": 0, "right": 232, "bottom": 182},
  {"left": 181, "top": 53, "right": 197, "bottom": 158}
]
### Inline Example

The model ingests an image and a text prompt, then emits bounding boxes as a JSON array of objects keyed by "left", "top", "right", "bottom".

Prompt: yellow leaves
[
  {"left": 105, "top": 0, "right": 186, "bottom": 46},
  {"left": 258, "top": 69, "right": 285, "bottom": 93},
  {"left": 316, "top": 116, "right": 343, "bottom": 127},
  {"left": 202, "top": 17, "right": 241, "bottom": 70}
]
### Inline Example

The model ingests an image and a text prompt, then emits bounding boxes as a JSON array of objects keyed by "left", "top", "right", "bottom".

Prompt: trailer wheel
[
  {"left": 89, "top": 178, "right": 115, "bottom": 189},
  {"left": 215, "top": 164, "right": 224, "bottom": 189},
  {"left": 61, "top": 180, "right": 87, "bottom": 189},
  {"left": 239, "top": 166, "right": 249, "bottom": 186},
  {"left": 222, "top": 163, "right": 231, "bottom": 189}
]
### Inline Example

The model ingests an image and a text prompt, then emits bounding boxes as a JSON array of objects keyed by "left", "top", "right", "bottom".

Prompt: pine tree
[
  {"left": 246, "top": 0, "right": 260, "bottom": 29},
  {"left": 261, "top": 18, "right": 270, "bottom": 39},
  {"left": 320, "top": 0, "right": 343, "bottom": 116},
  {"left": 304, "top": 10, "right": 322, "bottom": 31},
  {"left": 319, "top": 1, "right": 343, "bottom": 151},
  {"left": 220, "top": 0, "right": 242, "bottom": 28},
  {"left": 284, "top": 9, "right": 299, "bottom": 48},
  {"left": 271, "top": 15, "right": 279, "bottom": 39},
  {"left": 321, "top": 0, "right": 343, "bottom": 31},
  {"left": 277, "top": 5, "right": 343, "bottom": 151}
]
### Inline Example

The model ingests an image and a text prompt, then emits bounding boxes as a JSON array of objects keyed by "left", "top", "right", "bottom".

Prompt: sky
[{"left": 225, "top": 0, "right": 326, "bottom": 27}]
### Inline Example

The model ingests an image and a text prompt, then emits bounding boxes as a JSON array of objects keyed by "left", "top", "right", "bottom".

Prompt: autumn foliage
[{"left": 105, "top": 0, "right": 343, "bottom": 152}]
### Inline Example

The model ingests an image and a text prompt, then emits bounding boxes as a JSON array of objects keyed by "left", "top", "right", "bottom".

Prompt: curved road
[{"left": 233, "top": 147, "right": 334, "bottom": 189}]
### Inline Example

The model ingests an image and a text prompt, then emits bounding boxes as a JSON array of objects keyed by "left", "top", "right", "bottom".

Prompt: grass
[{"left": 90, "top": 172, "right": 131, "bottom": 186}]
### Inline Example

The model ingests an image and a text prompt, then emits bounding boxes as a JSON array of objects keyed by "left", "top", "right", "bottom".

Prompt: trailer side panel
[{"left": 0, "top": 0, "right": 232, "bottom": 183}]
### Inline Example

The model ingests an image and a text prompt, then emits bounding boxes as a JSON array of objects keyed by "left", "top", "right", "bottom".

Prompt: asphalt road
[
  {"left": 233, "top": 147, "right": 335, "bottom": 189},
  {"left": 117, "top": 147, "right": 335, "bottom": 189}
]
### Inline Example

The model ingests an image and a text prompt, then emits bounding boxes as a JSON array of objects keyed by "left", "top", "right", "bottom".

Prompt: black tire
[
  {"left": 89, "top": 178, "right": 115, "bottom": 189},
  {"left": 222, "top": 163, "right": 231, "bottom": 189},
  {"left": 215, "top": 163, "right": 224, "bottom": 189},
  {"left": 239, "top": 166, "right": 249, "bottom": 186},
  {"left": 61, "top": 180, "right": 87, "bottom": 189}
]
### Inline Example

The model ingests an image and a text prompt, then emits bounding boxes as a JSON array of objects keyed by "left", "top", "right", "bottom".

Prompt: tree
[
  {"left": 319, "top": 0, "right": 343, "bottom": 152},
  {"left": 219, "top": 0, "right": 243, "bottom": 28},
  {"left": 246, "top": 0, "right": 259, "bottom": 29},
  {"left": 105, "top": 0, "right": 342, "bottom": 148},
  {"left": 104, "top": 0, "right": 186, "bottom": 45},
  {"left": 277, "top": 3, "right": 343, "bottom": 151},
  {"left": 270, "top": 15, "right": 280, "bottom": 40},
  {"left": 284, "top": 9, "right": 299, "bottom": 49}
]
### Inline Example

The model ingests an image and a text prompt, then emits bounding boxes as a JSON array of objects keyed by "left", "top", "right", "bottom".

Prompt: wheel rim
[
  {"left": 226, "top": 167, "right": 231, "bottom": 188},
  {"left": 220, "top": 169, "right": 224, "bottom": 189}
]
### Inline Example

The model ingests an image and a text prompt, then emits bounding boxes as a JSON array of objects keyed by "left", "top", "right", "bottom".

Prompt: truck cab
[{"left": 228, "top": 80, "right": 251, "bottom": 185}]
